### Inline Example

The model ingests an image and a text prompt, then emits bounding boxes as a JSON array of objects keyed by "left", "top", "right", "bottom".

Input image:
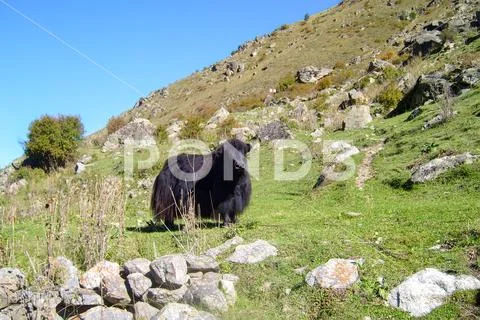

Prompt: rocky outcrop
[
  {"left": 344, "top": 105, "right": 373, "bottom": 130},
  {"left": 297, "top": 66, "right": 333, "bottom": 83},
  {"left": 411, "top": 153, "right": 478, "bottom": 183},
  {"left": 205, "top": 107, "right": 230, "bottom": 130},
  {"left": 389, "top": 74, "right": 449, "bottom": 117},
  {"left": 368, "top": 59, "right": 395, "bottom": 73},
  {"left": 388, "top": 268, "right": 480, "bottom": 317},
  {"left": 403, "top": 30, "right": 445, "bottom": 57},
  {"left": 102, "top": 118, "right": 156, "bottom": 152}
]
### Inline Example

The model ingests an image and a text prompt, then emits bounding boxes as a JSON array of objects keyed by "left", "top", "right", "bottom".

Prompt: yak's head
[{"left": 215, "top": 139, "right": 251, "bottom": 179}]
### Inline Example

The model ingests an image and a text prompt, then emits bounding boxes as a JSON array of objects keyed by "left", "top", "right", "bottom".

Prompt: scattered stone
[
  {"left": 297, "top": 66, "right": 333, "bottom": 83},
  {"left": 219, "top": 280, "right": 237, "bottom": 306},
  {"left": 205, "top": 107, "right": 230, "bottom": 130},
  {"left": 227, "top": 240, "right": 278, "bottom": 264},
  {"left": 76, "top": 306, "right": 133, "bottom": 320},
  {"left": 75, "top": 162, "right": 86, "bottom": 175},
  {"left": 150, "top": 255, "right": 189, "bottom": 289},
  {"left": 0, "top": 268, "right": 26, "bottom": 292},
  {"left": 226, "top": 61, "right": 245, "bottom": 73},
  {"left": 133, "top": 301, "right": 160, "bottom": 320},
  {"left": 204, "top": 236, "right": 244, "bottom": 258},
  {"left": 310, "top": 128, "right": 324, "bottom": 142},
  {"left": 368, "top": 59, "right": 395, "bottom": 73},
  {"left": 80, "top": 260, "right": 120, "bottom": 290},
  {"left": 453, "top": 67, "right": 480, "bottom": 92},
  {"left": 345, "top": 212, "right": 362, "bottom": 217},
  {"left": 166, "top": 120, "right": 184, "bottom": 142},
  {"left": 127, "top": 272, "right": 152, "bottom": 299},
  {"left": 257, "top": 121, "right": 293, "bottom": 141},
  {"left": 124, "top": 258, "right": 151, "bottom": 276},
  {"left": 323, "top": 141, "right": 360, "bottom": 163},
  {"left": 60, "top": 288, "right": 103, "bottom": 306},
  {"left": 184, "top": 255, "right": 220, "bottom": 274},
  {"left": 183, "top": 279, "right": 228, "bottom": 313},
  {"left": 152, "top": 303, "right": 218, "bottom": 320},
  {"left": 231, "top": 127, "right": 257, "bottom": 141},
  {"left": 411, "top": 153, "right": 478, "bottom": 183},
  {"left": 102, "top": 118, "right": 156, "bottom": 152},
  {"left": 344, "top": 105, "right": 372, "bottom": 130},
  {"left": 306, "top": 259, "right": 360, "bottom": 289},
  {"left": 406, "top": 107, "right": 423, "bottom": 121},
  {"left": 45, "top": 256, "right": 79, "bottom": 289},
  {"left": 388, "top": 268, "right": 480, "bottom": 317},
  {"left": 144, "top": 286, "right": 188, "bottom": 309}
]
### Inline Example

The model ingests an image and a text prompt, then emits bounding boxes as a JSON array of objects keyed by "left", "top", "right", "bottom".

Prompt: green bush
[
  {"left": 179, "top": 116, "right": 204, "bottom": 139},
  {"left": 155, "top": 125, "right": 168, "bottom": 143},
  {"left": 24, "top": 115, "right": 84, "bottom": 171},
  {"left": 377, "top": 84, "right": 403, "bottom": 111},
  {"left": 10, "top": 167, "right": 46, "bottom": 183},
  {"left": 277, "top": 74, "right": 296, "bottom": 92}
]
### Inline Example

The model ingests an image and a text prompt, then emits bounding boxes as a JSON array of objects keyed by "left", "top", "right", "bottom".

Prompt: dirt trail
[{"left": 356, "top": 141, "right": 385, "bottom": 190}]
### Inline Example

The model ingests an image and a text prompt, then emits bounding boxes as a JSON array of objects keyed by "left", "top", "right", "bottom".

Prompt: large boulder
[
  {"left": 184, "top": 255, "right": 220, "bottom": 274},
  {"left": 150, "top": 255, "right": 189, "bottom": 289},
  {"left": 404, "top": 30, "right": 445, "bottom": 57},
  {"left": 297, "top": 66, "right": 333, "bottom": 83},
  {"left": 100, "top": 272, "right": 131, "bottom": 305},
  {"left": 124, "top": 258, "right": 151, "bottom": 276},
  {"left": 452, "top": 67, "right": 480, "bottom": 93},
  {"left": 227, "top": 240, "right": 278, "bottom": 264},
  {"left": 368, "top": 59, "right": 395, "bottom": 73},
  {"left": 231, "top": 127, "right": 257, "bottom": 141},
  {"left": 79, "top": 260, "right": 120, "bottom": 290},
  {"left": 102, "top": 118, "right": 156, "bottom": 152},
  {"left": 411, "top": 153, "right": 478, "bottom": 183},
  {"left": 389, "top": 74, "right": 450, "bottom": 117},
  {"left": 344, "top": 105, "right": 372, "bottom": 130},
  {"left": 205, "top": 107, "right": 230, "bottom": 130},
  {"left": 126, "top": 272, "right": 152, "bottom": 298},
  {"left": 133, "top": 302, "right": 160, "bottom": 320},
  {"left": 305, "top": 259, "right": 360, "bottom": 289},
  {"left": 388, "top": 268, "right": 480, "bottom": 317},
  {"left": 60, "top": 288, "right": 103, "bottom": 306}
]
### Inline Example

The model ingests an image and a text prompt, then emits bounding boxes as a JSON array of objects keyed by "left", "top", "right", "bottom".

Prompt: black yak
[{"left": 150, "top": 139, "right": 252, "bottom": 228}]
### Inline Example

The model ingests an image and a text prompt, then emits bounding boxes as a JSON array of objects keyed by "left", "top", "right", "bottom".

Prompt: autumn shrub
[
  {"left": 179, "top": 116, "right": 204, "bottom": 139},
  {"left": 106, "top": 116, "right": 127, "bottom": 134},
  {"left": 316, "top": 76, "right": 333, "bottom": 90},
  {"left": 377, "top": 84, "right": 403, "bottom": 111},
  {"left": 229, "top": 94, "right": 265, "bottom": 112},
  {"left": 155, "top": 125, "right": 168, "bottom": 143}
]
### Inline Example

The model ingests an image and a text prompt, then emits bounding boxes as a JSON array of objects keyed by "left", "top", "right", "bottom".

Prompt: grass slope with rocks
[{"left": 1, "top": 0, "right": 480, "bottom": 319}]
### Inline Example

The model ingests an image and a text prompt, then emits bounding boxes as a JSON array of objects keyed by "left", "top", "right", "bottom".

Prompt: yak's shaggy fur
[{"left": 151, "top": 139, "right": 252, "bottom": 228}]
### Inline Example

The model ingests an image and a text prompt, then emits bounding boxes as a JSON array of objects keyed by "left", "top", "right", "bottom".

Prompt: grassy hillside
[{"left": 1, "top": 0, "right": 480, "bottom": 318}]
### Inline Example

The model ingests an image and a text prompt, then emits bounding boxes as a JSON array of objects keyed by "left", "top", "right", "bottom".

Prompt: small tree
[{"left": 24, "top": 115, "right": 84, "bottom": 171}]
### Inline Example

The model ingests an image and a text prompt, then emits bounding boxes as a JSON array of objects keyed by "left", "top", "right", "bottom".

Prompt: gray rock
[
  {"left": 219, "top": 280, "right": 236, "bottom": 306},
  {"left": 0, "top": 268, "right": 26, "bottom": 292},
  {"left": 297, "top": 66, "right": 333, "bottom": 83},
  {"left": 29, "top": 290, "right": 61, "bottom": 319},
  {"left": 323, "top": 141, "right": 360, "bottom": 163},
  {"left": 411, "top": 153, "right": 478, "bottom": 183},
  {"left": 184, "top": 255, "right": 220, "bottom": 274},
  {"left": 101, "top": 273, "right": 131, "bottom": 305},
  {"left": 124, "top": 258, "right": 151, "bottom": 276},
  {"left": 227, "top": 240, "right": 278, "bottom": 264},
  {"left": 231, "top": 127, "right": 257, "bottom": 141},
  {"left": 306, "top": 259, "right": 360, "bottom": 289},
  {"left": 6, "top": 179, "right": 27, "bottom": 195},
  {"left": 344, "top": 105, "right": 372, "bottom": 130},
  {"left": 102, "top": 118, "right": 156, "bottom": 152},
  {"left": 226, "top": 61, "right": 244, "bottom": 73},
  {"left": 422, "top": 114, "right": 447, "bottom": 130},
  {"left": 257, "top": 121, "right": 293, "bottom": 142},
  {"left": 127, "top": 273, "right": 152, "bottom": 299},
  {"left": 80, "top": 260, "right": 120, "bottom": 290},
  {"left": 75, "top": 162, "right": 86, "bottom": 174},
  {"left": 205, "top": 108, "right": 230, "bottom": 130},
  {"left": 143, "top": 286, "right": 187, "bottom": 309},
  {"left": 166, "top": 120, "right": 184, "bottom": 142},
  {"left": 368, "top": 59, "right": 395, "bottom": 73},
  {"left": 405, "top": 30, "right": 445, "bottom": 57},
  {"left": 390, "top": 74, "right": 450, "bottom": 117},
  {"left": 150, "top": 255, "right": 189, "bottom": 289},
  {"left": 77, "top": 306, "right": 133, "bottom": 320},
  {"left": 60, "top": 288, "right": 103, "bottom": 306},
  {"left": 183, "top": 279, "right": 228, "bottom": 313},
  {"left": 453, "top": 67, "right": 480, "bottom": 91},
  {"left": 0, "top": 304, "right": 30, "bottom": 320},
  {"left": 152, "top": 303, "right": 218, "bottom": 320},
  {"left": 406, "top": 107, "right": 423, "bottom": 121},
  {"left": 204, "top": 237, "right": 244, "bottom": 259},
  {"left": 133, "top": 301, "right": 160, "bottom": 320},
  {"left": 45, "top": 256, "right": 79, "bottom": 289},
  {"left": 388, "top": 268, "right": 480, "bottom": 317}
]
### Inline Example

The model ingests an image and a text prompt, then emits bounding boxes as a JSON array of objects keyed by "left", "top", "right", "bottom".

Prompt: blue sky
[{"left": 0, "top": 0, "right": 339, "bottom": 167}]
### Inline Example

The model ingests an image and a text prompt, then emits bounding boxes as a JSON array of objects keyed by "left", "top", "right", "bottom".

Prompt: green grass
[{"left": 2, "top": 88, "right": 480, "bottom": 318}]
